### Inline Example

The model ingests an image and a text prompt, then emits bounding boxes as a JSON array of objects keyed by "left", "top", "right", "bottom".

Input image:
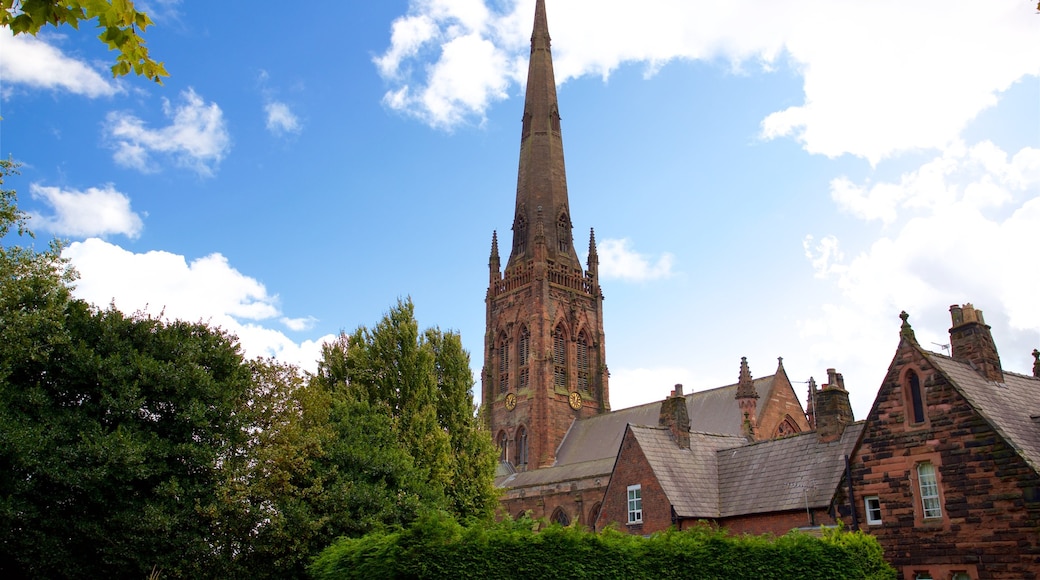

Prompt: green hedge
[{"left": 310, "top": 512, "right": 896, "bottom": 579}]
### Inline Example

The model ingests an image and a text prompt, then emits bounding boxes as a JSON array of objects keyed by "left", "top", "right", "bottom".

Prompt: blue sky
[{"left": 2, "top": 0, "right": 1037, "bottom": 418}]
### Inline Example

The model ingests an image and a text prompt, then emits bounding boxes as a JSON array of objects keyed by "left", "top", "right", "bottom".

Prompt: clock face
[
  {"left": 568, "top": 391, "right": 582, "bottom": 410},
  {"left": 505, "top": 393, "right": 518, "bottom": 411}
]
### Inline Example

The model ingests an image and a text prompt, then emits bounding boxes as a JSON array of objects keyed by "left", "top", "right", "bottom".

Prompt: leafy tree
[
  {"left": 319, "top": 298, "right": 499, "bottom": 523},
  {"left": 1, "top": 161, "right": 255, "bottom": 577},
  {"left": 2, "top": 0, "right": 167, "bottom": 82}
]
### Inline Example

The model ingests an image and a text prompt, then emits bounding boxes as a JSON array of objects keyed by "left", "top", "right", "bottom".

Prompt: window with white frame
[
  {"left": 913, "top": 574, "right": 933, "bottom": 580},
  {"left": 917, "top": 462, "right": 942, "bottom": 519},
  {"left": 627, "top": 484, "right": 642, "bottom": 524},
  {"left": 864, "top": 496, "right": 882, "bottom": 525},
  {"left": 951, "top": 573, "right": 971, "bottom": 580}
]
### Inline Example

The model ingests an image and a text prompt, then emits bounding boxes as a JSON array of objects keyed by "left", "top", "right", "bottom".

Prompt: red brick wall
[
  {"left": 850, "top": 340, "right": 1040, "bottom": 579},
  {"left": 758, "top": 369, "right": 812, "bottom": 439},
  {"left": 595, "top": 429, "right": 673, "bottom": 534},
  {"left": 499, "top": 477, "right": 606, "bottom": 529},
  {"left": 714, "top": 508, "right": 839, "bottom": 536}
]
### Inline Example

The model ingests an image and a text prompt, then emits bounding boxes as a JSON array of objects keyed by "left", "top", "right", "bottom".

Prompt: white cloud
[
  {"left": 803, "top": 234, "right": 845, "bottom": 279},
  {"left": 62, "top": 239, "right": 331, "bottom": 371},
  {"left": 597, "top": 238, "right": 674, "bottom": 281},
  {"left": 830, "top": 141, "right": 1040, "bottom": 224},
  {"left": 378, "top": 0, "right": 1039, "bottom": 160},
  {"left": 29, "top": 183, "right": 144, "bottom": 239},
  {"left": 801, "top": 141, "right": 1040, "bottom": 415},
  {"left": 105, "top": 88, "right": 231, "bottom": 176},
  {"left": 264, "top": 101, "right": 301, "bottom": 135},
  {"left": 0, "top": 33, "right": 119, "bottom": 97}
]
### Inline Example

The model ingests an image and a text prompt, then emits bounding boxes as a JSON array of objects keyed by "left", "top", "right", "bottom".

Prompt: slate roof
[
  {"left": 716, "top": 422, "right": 864, "bottom": 517},
  {"left": 627, "top": 427, "right": 746, "bottom": 518},
  {"left": 927, "top": 351, "right": 1040, "bottom": 474},
  {"left": 497, "top": 372, "right": 792, "bottom": 491},
  {"left": 550, "top": 374, "right": 781, "bottom": 468}
]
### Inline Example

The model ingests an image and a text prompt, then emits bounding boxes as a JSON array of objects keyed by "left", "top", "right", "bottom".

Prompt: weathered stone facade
[
  {"left": 849, "top": 306, "right": 1040, "bottom": 579},
  {"left": 483, "top": 0, "right": 609, "bottom": 474}
]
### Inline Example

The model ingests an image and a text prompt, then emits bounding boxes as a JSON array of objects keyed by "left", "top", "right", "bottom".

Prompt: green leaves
[{"left": 1, "top": 0, "right": 168, "bottom": 83}]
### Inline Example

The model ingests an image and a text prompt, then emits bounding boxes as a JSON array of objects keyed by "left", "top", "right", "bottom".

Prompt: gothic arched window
[
  {"left": 576, "top": 331, "right": 590, "bottom": 392},
  {"left": 906, "top": 370, "right": 925, "bottom": 425},
  {"left": 557, "top": 213, "right": 571, "bottom": 254},
  {"left": 514, "top": 214, "right": 528, "bottom": 256},
  {"left": 518, "top": 326, "right": 531, "bottom": 389},
  {"left": 497, "top": 431, "right": 508, "bottom": 462},
  {"left": 553, "top": 325, "right": 567, "bottom": 389},
  {"left": 550, "top": 508, "right": 570, "bottom": 526},
  {"left": 497, "top": 332, "right": 510, "bottom": 394},
  {"left": 516, "top": 425, "right": 529, "bottom": 468}
]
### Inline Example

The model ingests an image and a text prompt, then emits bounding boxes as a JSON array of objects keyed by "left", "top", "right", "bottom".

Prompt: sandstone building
[{"left": 483, "top": 2, "right": 1040, "bottom": 578}]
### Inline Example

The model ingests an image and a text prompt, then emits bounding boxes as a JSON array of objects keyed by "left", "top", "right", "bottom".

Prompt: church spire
[{"left": 508, "top": 0, "right": 577, "bottom": 271}]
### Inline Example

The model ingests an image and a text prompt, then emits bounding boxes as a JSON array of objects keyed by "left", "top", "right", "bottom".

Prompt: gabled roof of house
[
  {"left": 627, "top": 426, "right": 746, "bottom": 518},
  {"left": 927, "top": 352, "right": 1040, "bottom": 474},
  {"left": 716, "top": 422, "right": 864, "bottom": 518},
  {"left": 551, "top": 375, "right": 781, "bottom": 468}
]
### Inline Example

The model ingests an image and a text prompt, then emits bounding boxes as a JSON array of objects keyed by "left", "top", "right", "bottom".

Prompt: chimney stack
[
  {"left": 659, "top": 384, "right": 691, "bottom": 449},
  {"left": 813, "top": 369, "right": 854, "bottom": 443},
  {"left": 1032, "top": 349, "right": 1039, "bottom": 379},
  {"left": 949, "top": 304, "right": 1004, "bottom": 382}
]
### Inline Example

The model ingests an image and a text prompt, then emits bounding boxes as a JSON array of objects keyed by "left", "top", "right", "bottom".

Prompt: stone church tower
[{"left": 484, "top": 0, "right": 609, "bottom": 471}]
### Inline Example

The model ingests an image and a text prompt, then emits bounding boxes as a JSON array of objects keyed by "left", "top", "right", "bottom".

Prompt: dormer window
[
  {"left": 514, "top": 214, "right": 527, "bottom": 256},
  {"left": 557, "top": 213, "right": 571, "bottom": 254}
]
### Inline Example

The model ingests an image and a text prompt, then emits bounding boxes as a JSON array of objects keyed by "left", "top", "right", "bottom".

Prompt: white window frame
[
  {"left": 627, "top": 484, "right": 642, "bottom": 524},
  {"left": 917, "top": 462, "right": 942, "bottom": 519},
  {"left": 864, "top": 496, "right": 882, "bottom": 525}
]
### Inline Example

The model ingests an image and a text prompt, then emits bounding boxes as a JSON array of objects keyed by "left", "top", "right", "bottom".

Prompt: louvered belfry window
[
  {"left": 519, "top": 326, "right": 530, "bottom": 389},
  {"left": 576, "top": 332, "right": 590, "bottom": 392},
  {"left": 553, "top": 325, "right": 567, "bottom": 388},
  {"left": 498, "top": 337, "right": 509, "bottom": 393}
]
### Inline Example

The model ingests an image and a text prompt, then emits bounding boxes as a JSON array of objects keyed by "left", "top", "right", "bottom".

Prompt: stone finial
[
  {"left": 490, "top": 231, "right": 500, "bottom": 261},
  {"left": 736, "top": 357, "right": 758, "bottom": 399},
  {"left": 1032, "top": 349, "right": 1039, "bottom": 378},
  {"left": 900, "top": 311, "right": 917, "bottom": 342}
]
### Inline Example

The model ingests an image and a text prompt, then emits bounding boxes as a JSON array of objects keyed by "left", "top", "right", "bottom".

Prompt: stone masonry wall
[{"left": 850, "top": 341, "right": 1040, "bottom": 579}]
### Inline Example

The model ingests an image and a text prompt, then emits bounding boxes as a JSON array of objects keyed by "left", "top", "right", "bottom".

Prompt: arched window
[
  {"left": 550, "top": 508, "right": 570, "bottom": 526},
  {"left": 516, "top": 425, "right": 528, "bottom": 468},
  {"left": 553, "top": 325, "right": 567, "bottom": 388},
  {"left": 588, "top": 503, "right": 602, "bottom": 528},
  {"left": 773, "top": 416, "right": 800, "bottom": 438},
  {"left": 496, "top": 431, "right": 508, "bottom": 462},
  {"left": 907, "top": 370, "right": 925, "bottom": 425},
  {"left": 576, "top": 331, "right": 590, "bottom": 392},
  {"left": 497, "top": 332, "right": 509, "bottom": 394},
  {"left": 518, "top": 326, "right": 531, "bottom": 389},
  {"left": 557, "top": 213, "right": 571, "bottom": 253},
  {"left": 514, "top": 214, "right": 527, "bottom": 256}
]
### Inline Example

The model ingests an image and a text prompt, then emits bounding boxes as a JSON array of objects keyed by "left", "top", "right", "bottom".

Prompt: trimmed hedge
[{"left": 310, "top": 512, "right": 896, "bottom": 579}]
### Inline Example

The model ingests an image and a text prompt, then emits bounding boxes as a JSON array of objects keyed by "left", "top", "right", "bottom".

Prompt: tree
[
  {"left": 316, "top": 298, "right": 499, "bottom": 522},
  {"left": 2, "top": 0, "right": 167, "bottom": 82},
  {"left": 1, "top": 162, "right": 257, "bottom": 577}
]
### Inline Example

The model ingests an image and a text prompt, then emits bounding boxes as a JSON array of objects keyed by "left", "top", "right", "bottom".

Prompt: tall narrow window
[
  {"left": 518, "top": 326, "right": 530, "bottom": 389},
  {"left": 497, "top": 431, "right": 508, "bottom": 462},
  {"left": 514, "top": 214, "right": 527, "bottom": 256},
  {"left": 917, "top": 462, "right": 942, "bottom": 519},
  {"left": 627, "top": 484, "right": 643, "bottom": 524},
  {"left": 553, "top": 325, "right": 567, "bottom": 388},
  {"left": 498, "top": 334, "right": 509, "bottom": 393},
  {"left": 576, "top": 332, "right": 590, "bottom": 392},
  {"left": 516, "top": 426, "right": 528, "bottom": 467},
  {"left": 908, "top": 371, "right": 925, "bottom": 424},
  {"left": 557, "top": 213, "right": 571, "bottom": 254}
]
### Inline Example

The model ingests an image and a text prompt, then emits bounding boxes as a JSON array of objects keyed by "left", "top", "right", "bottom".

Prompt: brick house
[
  {"left": 485, "top": 4, "right": 1040, "bottom": 577},
  {"left": 595, "top": 379, "right": 862, "bottom": 536},
  {"left": 848, "top": 305, "right": 1040, "bottom": 579}
]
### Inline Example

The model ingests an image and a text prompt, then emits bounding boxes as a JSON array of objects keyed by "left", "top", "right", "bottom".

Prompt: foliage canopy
[{"left": 1, "top": 0, "right": 167, "bottom": 82}]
